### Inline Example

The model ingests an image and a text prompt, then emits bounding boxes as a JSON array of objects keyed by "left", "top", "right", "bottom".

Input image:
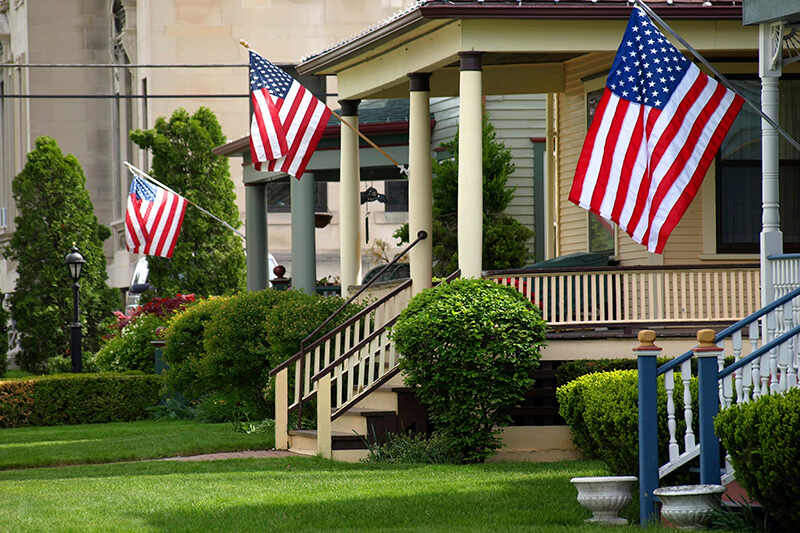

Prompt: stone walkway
[{"left": 159, "top": 450, "right": 301, "bottom": 462}]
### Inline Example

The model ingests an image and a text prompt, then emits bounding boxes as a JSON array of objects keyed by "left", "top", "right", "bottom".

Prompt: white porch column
[
  {"left": 408, "top": 73, "right": 433, "bottom": 295},
  {"left": 339, "top": 100, "right": 362, "bottom": 295},
  {"left": 457, "top": 51, "right": 484, "bottom": 279},
  {"left": 759, "top": 22, "right": 784, "bottom": 309}
]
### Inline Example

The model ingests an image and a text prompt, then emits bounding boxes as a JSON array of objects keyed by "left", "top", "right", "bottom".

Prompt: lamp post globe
[{"left": 64, "top": 246, "right": 85, "bottom": 372}]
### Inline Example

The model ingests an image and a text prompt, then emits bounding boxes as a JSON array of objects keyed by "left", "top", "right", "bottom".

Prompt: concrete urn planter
[
  {"left": 570, "top": 476, "right": 637, "bottom": 525},
  {"left": 653, "top": 484, "right": 726, "bottom": 529}
]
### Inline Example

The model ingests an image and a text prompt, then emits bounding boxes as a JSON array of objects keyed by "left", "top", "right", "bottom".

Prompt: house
[{"left": 265, "top": 0, "right": 800, "bottom": 462}]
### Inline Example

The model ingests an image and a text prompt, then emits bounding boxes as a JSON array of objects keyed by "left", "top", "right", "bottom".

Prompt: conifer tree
[
  {"left": 4, "top": 137, "right": 119, "bottom": 372},
  {"left": 395, "top": 112, "right": 534, "bottom": 277},
  {"left": 130, "top": 107, "right": 246, "bottom": 298}
]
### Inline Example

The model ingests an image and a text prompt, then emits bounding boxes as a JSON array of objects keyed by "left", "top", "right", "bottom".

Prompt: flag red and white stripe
[
  {"left": 569, "top": 8, "right": 743, "bottom": 254},
  {"left": 125, "top": 175, "right": 187, "bottom": 258},
  {"left": 249, "top": 50, "right": 330, "bottom": 179}
]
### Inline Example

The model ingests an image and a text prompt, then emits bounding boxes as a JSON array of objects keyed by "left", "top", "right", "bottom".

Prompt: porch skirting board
[
  {"left": 490, "top": 426, "right": 585, "bottom": 463},
  {"left": 542, "top": 337, "right": 700, "bottom": 361}
]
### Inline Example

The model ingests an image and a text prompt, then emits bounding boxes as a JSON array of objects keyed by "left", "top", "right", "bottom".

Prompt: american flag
[
  {"left": 249, "top": 50, "right": 331, "bottom": 179},
  {"left": 125, "top": 175, "right": 187, "bottom": 258},
  {"left": 569, "top": 8, "right": 743, "bottom": 254}
]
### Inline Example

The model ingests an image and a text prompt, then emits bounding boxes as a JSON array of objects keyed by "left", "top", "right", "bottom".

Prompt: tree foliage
[
  {"left": 395, "top": 112, "right": 534, "bottom": 277},
  {"left": 392, "top": 279, "right": 547, "bottom": 462},
  {"left": 130, "top": 107, "right": 246, "bottom": 298},
  {"left": 4, "top": 137, "right": 119, "bottom": 372}
]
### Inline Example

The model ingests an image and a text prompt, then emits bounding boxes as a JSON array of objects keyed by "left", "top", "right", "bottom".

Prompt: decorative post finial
[
  {"left": 240, "top": 39, "right": 252, "bottom": 50},
  {"left": 697, "top": 329, "right": 716, "bottom": 348},
  {"left": 638, "top": 329, "right": 657, "bottom": 348}
]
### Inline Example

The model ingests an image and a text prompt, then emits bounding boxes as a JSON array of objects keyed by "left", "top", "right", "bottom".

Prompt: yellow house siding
[{"left": 558, "top": 53, "right": 612, "bottom": 257}]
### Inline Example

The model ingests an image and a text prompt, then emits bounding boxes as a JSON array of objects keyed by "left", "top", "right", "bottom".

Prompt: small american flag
[
  {"left": 125, "top": 175, "right": 187, "bottom": 258},
  {"left": 569, "top": 8, "right": 743, "bottom": 254},
  {"left": 249, "top": 50, "right": 331, "bottom": 179}
]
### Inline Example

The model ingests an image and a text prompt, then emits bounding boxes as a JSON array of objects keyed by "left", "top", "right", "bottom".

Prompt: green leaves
[
  {"left": 392, "top": 278, "right": 547, "bottom": 463},
  {"left": 130, "top": 107, "right": 246, "bottom": 298},
  {"left": 6, "top": 137, "right": 119, "bottom": 372}
]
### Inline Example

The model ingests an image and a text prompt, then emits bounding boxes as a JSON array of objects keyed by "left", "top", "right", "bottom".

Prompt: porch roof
[{"left": 297, "top": 0, "right": 751, "bottom": 101}]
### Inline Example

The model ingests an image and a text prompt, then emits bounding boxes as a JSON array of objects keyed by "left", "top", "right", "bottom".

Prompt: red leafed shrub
[{"left": 111, "top": 293, "right": 196, "bottom": 332}]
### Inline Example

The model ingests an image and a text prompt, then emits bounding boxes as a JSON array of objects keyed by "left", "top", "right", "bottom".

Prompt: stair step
[
  {"left": 288, "top": 429, "right": 368, "bottom": 450},
  {"left": 335, "top": 407, "right": 396, "bottom": 417}
]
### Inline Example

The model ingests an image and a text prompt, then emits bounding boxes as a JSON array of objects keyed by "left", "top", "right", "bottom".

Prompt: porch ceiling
[{"left": 299, "top": 7, "right": 755, "bottom": 101}]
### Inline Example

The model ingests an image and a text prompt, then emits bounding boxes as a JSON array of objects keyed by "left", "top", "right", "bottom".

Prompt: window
[
  {"left": 384, "top": 180, "right": 408, "bottom": 212},
  {"left": 585, "top": 87, "right": 617, "bottom": 256},
  {"left": 266, "top": 181, "right": 328, "bottom": 212},
  {"left": 716, "top": 78, "right": 800, "bottom": 253}
]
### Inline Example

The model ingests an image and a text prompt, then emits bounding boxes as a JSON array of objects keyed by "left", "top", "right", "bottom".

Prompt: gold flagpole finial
[{"left": 239, "top": 39, "right": 252, "bottom": 50}]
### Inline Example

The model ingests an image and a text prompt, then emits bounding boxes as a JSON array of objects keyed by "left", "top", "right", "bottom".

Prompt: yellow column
[
  {"left": 457, "top": 52, "right": 484, "bottom": 279},
  {"left": 339, "top": 100, "right": 362, "bottom": 295},
  {"left": 274, "top": 368, "right": 289, "bottom": 450},
  {"left": 408, "top": 73, "right": 433, "bottom": 295},
  {"left": 317, "top": 374, "right": 332, "bottom": 459}
]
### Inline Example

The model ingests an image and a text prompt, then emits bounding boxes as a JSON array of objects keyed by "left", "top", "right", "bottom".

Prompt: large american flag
[
  {"left": 249, "top": 50, "right": 331, "bottom": 179},
  {"left": 125, "top": 175, "right": 187, "bottom": 258},
  {"left": 569, "top": 8, "right": 743, "bottom": 254}
]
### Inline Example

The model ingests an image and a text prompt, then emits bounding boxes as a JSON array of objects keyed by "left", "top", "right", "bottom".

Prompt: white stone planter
[
  {"left": 570, "top": 476, "right": 637, "bottom": 525},
  {"left": 653, "top": 484, "right": 726, "bottom": 530}
]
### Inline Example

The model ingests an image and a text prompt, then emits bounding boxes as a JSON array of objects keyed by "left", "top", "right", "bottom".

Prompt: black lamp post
[{"left": 65, "top": 246, "right": 85, "bottom": 373}]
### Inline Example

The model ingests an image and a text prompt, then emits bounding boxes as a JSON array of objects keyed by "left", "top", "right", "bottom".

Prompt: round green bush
[
  {"left": 391, "top": 278, "right": 548, "bottom": 463},
  {"left": 162, "top": 289, "right": 361, "bottom": 415},
  {"left": 95, "top": 314, "right": 169, "bottom": 373},
  {"left": 556, "top": 370, "right": 698, "bottom": 476},
  {"left": 715, "top": 387, "right": 800, "bottom": 531}
]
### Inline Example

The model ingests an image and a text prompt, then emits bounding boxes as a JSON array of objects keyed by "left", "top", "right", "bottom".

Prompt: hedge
[
  {"left": 556, "top": 370, "right": 698, "bottom": 476},
  {"left": 715, "top": 387, "right": 800, "bottom": 531},
  {"left": 0, "top": 373, "right": 162, "bottom": 428}
]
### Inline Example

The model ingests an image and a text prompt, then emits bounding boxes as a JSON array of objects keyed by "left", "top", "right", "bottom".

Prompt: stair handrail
[
  {"left": 268, "top": 230, "right": 428, "bottom": 379},
  {"left": 309, "top": 267, "right": 462, "bottom": 386},
  {"left": 657, "top": 285, "right": 800, "bottom": 376}
]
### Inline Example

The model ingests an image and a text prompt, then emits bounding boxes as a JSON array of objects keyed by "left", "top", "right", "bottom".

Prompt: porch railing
[
  {"left": 637, "top": 280, "right": 800, "bottom": 525},
  {"left": 486, "top": 264, "right": 760, "bottom": 328}
]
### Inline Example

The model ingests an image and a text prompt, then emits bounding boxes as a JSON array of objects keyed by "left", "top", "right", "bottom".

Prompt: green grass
[
  {"left": 0, "top": 457, "right": 651, "bottom": 532},
  {"left": 0, "top": 420, "right": 275, "bottom": 469},
  {"left": 1, "top": 369, "right": 34, "bottom": 379}
]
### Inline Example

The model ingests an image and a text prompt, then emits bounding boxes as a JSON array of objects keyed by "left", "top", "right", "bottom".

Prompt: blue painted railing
[{"left": 638, "top": 285, "right": 800, "bottom": 525}]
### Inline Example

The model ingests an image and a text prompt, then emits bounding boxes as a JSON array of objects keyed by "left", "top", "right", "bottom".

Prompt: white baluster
[
  {"left": 750, "top": 322, "right": 762, "bottom": 400},
  {"left": 722, "top": 374, "right": 734, "bottom": 409},
  {"left": 732, "top": 331, "right": 743, "bottom": 403},
  {"left": 717, "top": 343, "right": 725, "bottom": 406},
  {"left": 665, "top": 369, "right": 679, "bottom": 461},
  {"left": 682, "top": 359, "right": 695, "bottom": 450}
]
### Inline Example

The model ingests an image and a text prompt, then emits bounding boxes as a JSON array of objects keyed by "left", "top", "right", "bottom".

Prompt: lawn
[
  {"left": 0, "top": 420, "right": 274, "bottom": 469},
  {"left": 0, "top": 456, "right": 643, "bottom": 532}
]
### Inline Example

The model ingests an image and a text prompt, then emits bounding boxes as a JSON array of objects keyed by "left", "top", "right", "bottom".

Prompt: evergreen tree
[
  {"left": 395, "top": 112, "right": 534, "bottom": 277},
  {"left": 4, "top": 137, "right": 120, "bottom": 372},
  {"left": 130, "top": 107, "right": 246, "bottom": 298}
]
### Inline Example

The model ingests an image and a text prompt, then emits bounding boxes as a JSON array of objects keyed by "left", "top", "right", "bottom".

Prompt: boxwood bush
[
  {"left": 0, "top": 372, "right": 162, "bottom": 428},
  {"left": 162, "top": 289, "right": 361, "bottom": 415},
  {"left": 556, "top": 370, "right": 698, "bottom": 476},
  {"left": 715, "top": 387, "right": 800, "bottom": 531},
  {"left": 392, "top": 278, "right": 548, "bottom": 463}
]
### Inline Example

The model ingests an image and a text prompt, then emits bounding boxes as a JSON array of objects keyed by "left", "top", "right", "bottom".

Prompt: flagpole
[
  {"left": 633, "top": 0, "right": 800, "bottom": 155},
  {"left": 124, "top": 161, "right": 246, "bottom": 239},
  {"left": 239, "top": 40, "right": 409, "bottom": 176}
]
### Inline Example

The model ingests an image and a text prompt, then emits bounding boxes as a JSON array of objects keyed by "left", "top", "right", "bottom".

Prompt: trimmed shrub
[
  {"left": 392, "top": 278, "right": 548, "bottom": 463},
  {"left": 557, "top": 370, "right": 698, "bottom": 476},
  {"left": 161, "top": 296, "right": 229, "bottom": 398},
  {"left": 555, "top": 356, "right": 734, "bottom": 387},
  {"left": 715, "top": 387, "right": 800, "bottom": 531},
  {"left": 0, "top": 373, "right": 162, "bottom": 427},
  {"left": 162, "top": 289, "right": 361, "bottom": 414},
  {"left": 95, "top": 314, "right": 168, "bottom": 372}
]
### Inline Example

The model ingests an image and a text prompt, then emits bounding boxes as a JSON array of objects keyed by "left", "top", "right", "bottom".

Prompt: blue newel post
[
  {"left": 695, "top": 329, "right": 722, "bottom": 485},
  {"left": 636, "top": 329, "right": 661, "bottom": 526}
]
